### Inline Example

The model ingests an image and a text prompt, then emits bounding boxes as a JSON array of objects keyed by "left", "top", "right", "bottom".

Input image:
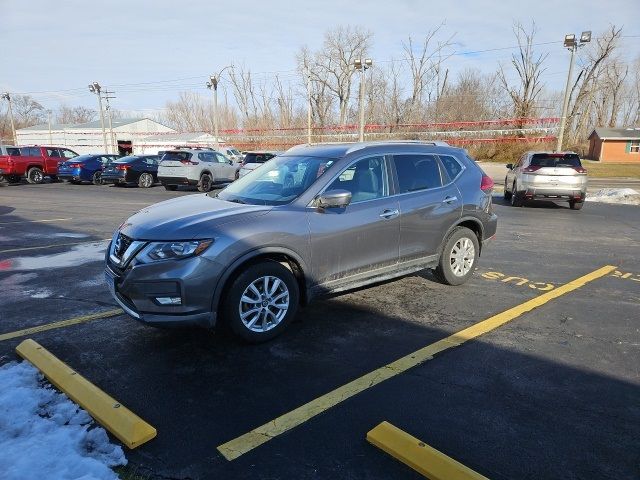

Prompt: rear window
[
  {"left": 530, "top": 153, "right": 581, "bottom": 168},
  {"left": 162, "top": 152, "right": 192, "bottom": 162},
  {"left": 244, "top": 153, "right": 275, "bottom": 164}
]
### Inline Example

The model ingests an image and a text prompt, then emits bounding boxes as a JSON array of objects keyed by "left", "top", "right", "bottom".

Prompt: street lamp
[
  {"left": 1, "top": 93, "right": 17, "bottom": 145},
  {"left": 556, "top": 30, "right": 591, "bottom": 152},
  {"left": 47, "top": 109, "right": 53, "bottom": 144},
  {"left": 206, "top": 65, "right": 232, "bottom": 150},
  {"left": 352, "top": 58, "right": 373, "bottom": 142},
  {"left": 88, "top": 82, "right": 109, "bottom": 153}
]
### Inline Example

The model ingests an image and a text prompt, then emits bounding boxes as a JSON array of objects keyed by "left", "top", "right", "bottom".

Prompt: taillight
[
  {"left": 522, "top": 165, "right": 541, "bottom": 173},
  {"left": 480, "top": 174, "right": 494, "bottom": 193},
  {"left": 572, "top": 166, "right": 587, "bottom": 174},
  {"left": 116, "top": 165, "right": 130, "bottom": 170},
  {"left": 68, "top": 163, "right": 83, "bottom": 168}
]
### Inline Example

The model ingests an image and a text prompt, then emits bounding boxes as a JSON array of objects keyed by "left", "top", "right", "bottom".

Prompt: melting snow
[
  {"left": 0, "top": 361, "right": 126, "bottom": 480},
  {"left": 586, "top": 188, "right": 640, "bottom": 205},
  {"left": 2, "top": 241, "right": 108, "bottom": 272}
]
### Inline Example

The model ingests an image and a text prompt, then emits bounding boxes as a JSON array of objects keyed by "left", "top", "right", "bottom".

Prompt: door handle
[
  {"left": 442, "top": 196, "right": 458, "bottom": 204},
  {"left": 379, "top": 209, "right": 399, "bottom": 219}
]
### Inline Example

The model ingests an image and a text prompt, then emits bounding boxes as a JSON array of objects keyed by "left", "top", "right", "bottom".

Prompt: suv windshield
[
  {"left": 244, "top": 152, "right": 276, "bottom": 164},
  {"left": 530, "top": 153, "right": 581, "bottom": 168},
  {"left": 217, "top": 155, "right": 336, "bottom": 205},
  {"left": 163, "top": 151, "right": 192, "bottom": 162}
]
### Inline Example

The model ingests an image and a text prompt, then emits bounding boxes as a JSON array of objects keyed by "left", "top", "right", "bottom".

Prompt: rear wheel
[
  {"left": 138, "top": 172, "right": 154, "bottom": 188},
  {"left": 26, "top": 167, "right": 44, "bottom": 184},
  {"left": 510, "top": 182, "right": 523, "bottom": 207},
  {"left": 163, "top": 184, "right": 177, "bottom": 191},
  {"left": 569, "top": 200, "right": 583, "bottom": 210},
  {"left": 223, "top": 261, "right": 299, "bottom": 343},
  {"left": 503, "top": 177, "right": 512, "bottom": 200},
  {"left": 435, "top": 227, "right": 479, "bottom": 286},
  {"left": 198, "top": 173, "right": 212, "bottom": 192},
  {"left": 6, "top": 175, "right": 21, "bottom": 184},
  {"left": 92, "top": 171, "right": 103, "bottom": 185}
]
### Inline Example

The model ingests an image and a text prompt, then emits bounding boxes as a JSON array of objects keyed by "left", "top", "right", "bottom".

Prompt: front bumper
[{"left": 104, "top": 244, "right": 221, "bottom": 328}]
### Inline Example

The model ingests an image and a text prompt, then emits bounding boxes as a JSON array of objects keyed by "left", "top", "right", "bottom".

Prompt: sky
[{"left": 0, "top": 0, "right": 639, "bottom": 115}]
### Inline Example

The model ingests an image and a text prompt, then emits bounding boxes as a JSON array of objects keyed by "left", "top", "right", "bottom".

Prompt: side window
[
  {"left": 198, "top": 152, "right": 213, "bottom": 162},
  {"left": 393, "top": 154, "right": 443, "bottom": 193},
  {"left": 438, "top": 155, "right": 463, "bottom": 181},
  {"left": 61, "top": 149, "right": 77, "bottom": 159},
  {"left": 326, "top": 156, "right": 388, "bottom": 203},
  {"left": 46, "top": 148, "right": 60, "bottom": 157},
  {"left": 216, "top": 153, "right": 229, "bottom": 163},
  {"left": 22, "top": 147, "right": 39, "bottom": 156},
  {"left": 516, "top": 154, "right": 527, "bottom": 167}
]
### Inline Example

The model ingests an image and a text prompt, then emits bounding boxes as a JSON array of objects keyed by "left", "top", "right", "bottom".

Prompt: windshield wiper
[{"left": 226, "top": 198, "right": 247, "bottom": 204}]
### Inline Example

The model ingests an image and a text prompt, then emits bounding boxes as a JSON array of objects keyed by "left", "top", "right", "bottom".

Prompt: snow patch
[
  {"left": 0, "top": 361, "right": 126, "bottom": 480},
  {"left": 25, "top": 233, "right": 90, "bottom": 239},
  {"left": 586, "top": 188, "right": 640, "bottom": 205},
  {"left": 5, "top": 241, "right": 108, "bottom": 272},
  {"left": 29, "top": 288, "right": 53, "bottom": 299}
]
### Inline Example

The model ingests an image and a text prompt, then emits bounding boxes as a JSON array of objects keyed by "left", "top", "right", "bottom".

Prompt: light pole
[
  {"left": 47, "top": 110, "right": 52, "bottom": 144},
  {"left": 88, "top": 82, "right": 109, "bottom": 153},
  {"left": 206, "top": 66, "right": 232, "bottom": 150},
  {"left": 556, "top": 31, "right": 591, "bottom": 152},
  {"left": 352, "top": 58, "right": 373, "bottom": 142},
  {"left": 2, "top": 93, "right": 17, "bottom": 145},
  {"left": 306, "top": 67, "right": 312, "bottom": 144},
  {"left": 103, "top": 90, "right": 117, "bottom": 154}
]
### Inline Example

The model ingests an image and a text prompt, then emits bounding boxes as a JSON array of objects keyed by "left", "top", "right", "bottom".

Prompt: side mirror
[
  {"left": 316, "top": 189, "right": 352, "bottom": 209},
  {"left": 228, "top": 159, "right": 234, "bottom": 165},
  {"left": 506, "top": 163, "right": 514, "bottom": 170}
]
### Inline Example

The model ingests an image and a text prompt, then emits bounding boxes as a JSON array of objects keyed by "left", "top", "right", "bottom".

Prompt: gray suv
[{"left": 105, "top": 142, "right": 498, "bottom": 342}]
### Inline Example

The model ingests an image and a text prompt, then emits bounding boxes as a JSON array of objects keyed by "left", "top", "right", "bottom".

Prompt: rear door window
[
  {"left": 392, "top": 154, "right": 443, "bottom": 193},
  {"left": 530, "top": 153, "right": 581, "bottom": 168},
  {"left": 438, "top": 155, "right": 463, "bottom": 181},
  {"left": 22, "top": 147, "right": 40, "bottom": 156}
]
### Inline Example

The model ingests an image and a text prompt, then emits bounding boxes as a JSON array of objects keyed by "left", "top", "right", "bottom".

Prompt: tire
[
  {"left": 197, "top": 173, "right": 212, "bottom": 192},
  {"left": 223, "top": 261, "right": 299, "bottom": 343},
  {"left": 569, "top": 200, "right": 583, "bottom": 210},
  {"left": 234, "top": 170, "right": 240, "bottom": 180},
  {"left": 510, "top": 182, "right": 523, "bottom": 207},
  {"left": 138, "top": 172, "right": 153, "bottom": 188},
  {"left": 163, "top": 184, "right": 178, "bottom": 191},
  {"left": 92, "top": 171, "right": 103, "bottom": 185},
  {"left": 435, "top": 227, "right": 480, "bottom": 286},
  {"left": 503, "top": 177, "right": 512, "bottom": 200},
  {"left": 26, "top": 167, "right": 44, "bottom": 184},
  {"left": 6, "top": 175, "right": 21, "bottom": 184}
]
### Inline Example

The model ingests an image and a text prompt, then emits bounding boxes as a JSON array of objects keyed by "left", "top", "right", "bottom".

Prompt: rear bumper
[
  {"left": 102, "top": 173, "right": 128, "bottom": 184},
  {"left": 158, "top": 176, "right": 198, "bottom": 186},
  {"left": 522, "top": 186, "right": 586, "bottom": 201}
]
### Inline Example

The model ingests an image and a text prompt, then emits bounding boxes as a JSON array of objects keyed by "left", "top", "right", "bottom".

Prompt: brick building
[{"left": 588, "top": 127, "right": 640, "bottom": 163}]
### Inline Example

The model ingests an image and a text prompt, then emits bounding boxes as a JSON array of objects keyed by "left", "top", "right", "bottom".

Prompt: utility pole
[
  {"left": 306, "top": 68, "right": 312, "bottom": 144},
  {"left": 103, "top": 90, "right": 117, "bottom": 154},
  {"left": 88, "top": 82, "right": 108, "bottom": 153},
  {"left": 2, "top": 93, "right": 17, "bottom": 145},
  {"left": 207, "top": 65, "right": 232, "bottom": 150},
  {"left": 47, "top": 110, "right": 52, "bottom": 144},
  {"left": 352, "top": 59, "right": 373, "bottom": 142},
  {"left": 556, "top": 31, "right": 591, "bottom": 152}
]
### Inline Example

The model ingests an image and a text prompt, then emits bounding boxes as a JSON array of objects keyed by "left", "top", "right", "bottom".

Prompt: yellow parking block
[
  {"left": 16, "top": 339, "right": 156, "bottom": 449},
  {"left": 367, "top": 421, "right": 489, "bottom": 480}
]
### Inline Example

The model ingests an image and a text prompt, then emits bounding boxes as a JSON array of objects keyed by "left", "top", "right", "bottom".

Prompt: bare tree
[
  {"left": 163, "top": 92, "right": 211, "bottom": 132},
  {"left": 56, "top": 105, "right": 97, "bottom": 124},
  {"left": 11, "top": 95, "right": 46, "bottom": 127},
  {"left": 497, "top": 22, "right": 548, "bottom": 124}
]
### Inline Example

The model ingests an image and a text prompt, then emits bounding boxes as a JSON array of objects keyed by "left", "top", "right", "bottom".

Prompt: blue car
[{"left": 58, "top": 154, "right": 120, "bottom": 185}]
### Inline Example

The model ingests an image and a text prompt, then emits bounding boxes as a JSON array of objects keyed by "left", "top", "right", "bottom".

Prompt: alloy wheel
[
  {"left": 238, "top": 276, "right": 290, "bottom": 333},
  {"left": 449, "top": 237, "right": 475, "bottom": 277}
]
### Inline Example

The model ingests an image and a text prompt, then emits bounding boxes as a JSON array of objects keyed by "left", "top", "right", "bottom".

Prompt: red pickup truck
[{"left": 0, "top": 145, "right": 79, "bottom": 183}]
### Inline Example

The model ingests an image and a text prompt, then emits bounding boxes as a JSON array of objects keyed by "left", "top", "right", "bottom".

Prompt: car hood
[{"left": 120, "top": 194, "right": 272, "bottom": 240}]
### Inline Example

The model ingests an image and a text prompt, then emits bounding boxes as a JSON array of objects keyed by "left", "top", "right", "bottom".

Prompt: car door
[
  {"left": 391, "top": 153, "right": 462, "bottom": 262},
  {"left": 214, "top": 152, "right": 236, "bottom": 181},
  {"left": 307, "top": 155, "right": 400, "bottom": 288},
  {"left": 506, "top": 153, "right": 526, "bottom": 191},
  {"left": 44, "top": 147, "right": 62, "bottom": 173}
]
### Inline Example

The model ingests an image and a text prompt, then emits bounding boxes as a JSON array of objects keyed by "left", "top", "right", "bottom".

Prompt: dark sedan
[
  {"left": 102, "top": 155, "right": 160, "bottom": 188},
  {"left": 58, "top": 154, "right": 120, "bottom": 185}
]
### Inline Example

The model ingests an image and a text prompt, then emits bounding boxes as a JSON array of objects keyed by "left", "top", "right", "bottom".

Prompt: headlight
[{"left": 136, "top": 239, "right": 213, "bottom": 262}]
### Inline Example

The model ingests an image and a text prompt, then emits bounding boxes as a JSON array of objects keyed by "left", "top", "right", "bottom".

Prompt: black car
[{"left": 102, "top": 155, "right": 160, "bottom": 188}]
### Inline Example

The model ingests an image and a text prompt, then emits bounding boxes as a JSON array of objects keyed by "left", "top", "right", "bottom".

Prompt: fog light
[{"left": 156, "top": 297, "right": 182, "bottom": 305}]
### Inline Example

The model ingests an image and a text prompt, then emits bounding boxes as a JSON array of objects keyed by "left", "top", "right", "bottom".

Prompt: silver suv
[
  {"left": 158, "top": 148, "right": 239, "bottom": 192},
  {"left": 105, "top": 142, "right": 498, "bottom": 343},
  {"left": 504, "top": 151, "right": 587, "bottom": 210}
]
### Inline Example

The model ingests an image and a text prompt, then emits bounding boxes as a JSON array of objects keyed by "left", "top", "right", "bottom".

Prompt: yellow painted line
[
  {"left": 367, "top": 421, "right": 488, "bottom": 480},
  {"left": 16, "top": 339, "right": 156, "bottom": 449},
  {"left": 0, "top": 309, "right": 122, "bottom": 342},
  {"left": 0, "top": 217, "right": 73, "bottom": 225},
  {"left": 0, "top": 239, "right": 111, "bottom": 254},
  {"left": 217, "top": 265, "right": 616, "bottom": 460}
]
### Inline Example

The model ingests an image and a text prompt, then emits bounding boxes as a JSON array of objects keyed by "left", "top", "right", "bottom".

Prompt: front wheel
[
  {"left": 223, "top": 261, "right": 300, "bottom": 343},
  {"left": 569, "top": 200, "right": 583, "bottom": 210},
  {"left": 26, "top": 167, "right": 44, "bottom": 184},
  {"left": 435, "top": 227, "right": 479, "bottom": 286},
  {"left": 510, "top": 182, "right": 523, "bottom": 207},
  {"left": 503, "top": 177, "right": 512, "bottom": 200},
  {"left": 138, "top": 172, "right": 154, "bottom": 188}
]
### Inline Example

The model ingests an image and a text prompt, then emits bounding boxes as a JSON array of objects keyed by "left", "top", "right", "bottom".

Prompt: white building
[
  {"left": 133, "top": 132, "right": 235, "bottom": 156},
  {"left": 16, "top": 118, "right": 176, "bottom": 155}
]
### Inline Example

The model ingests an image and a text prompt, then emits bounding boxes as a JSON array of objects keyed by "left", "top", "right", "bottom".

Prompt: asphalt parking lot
[{"left": 1, "top": 181, "right": 638, "bottom": 480}]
